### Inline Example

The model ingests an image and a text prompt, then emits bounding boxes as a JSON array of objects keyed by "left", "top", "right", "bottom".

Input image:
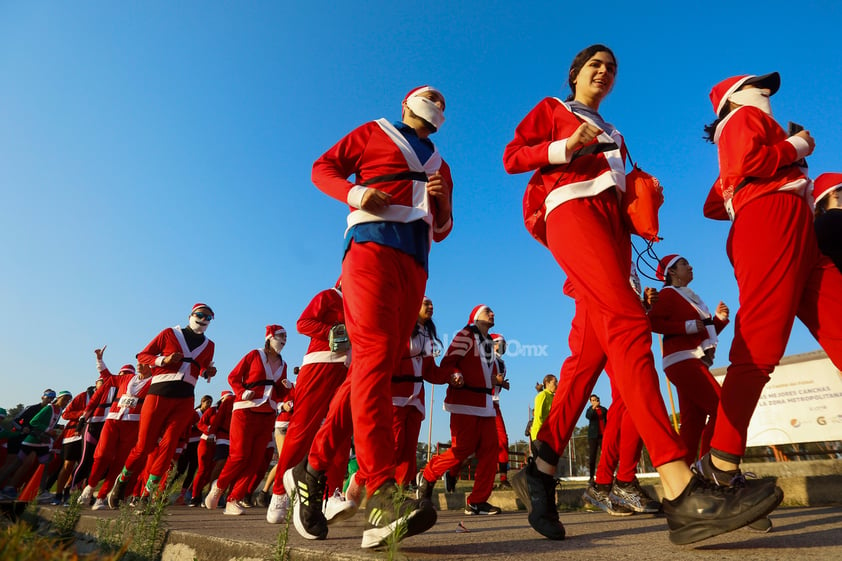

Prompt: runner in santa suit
[
  {"left": 205, "top": 325, "right": 293, "bottom": 515},
  {"left": 107, "top": 303, "right": 216, "bottom": 508},
  {"left": 503, "top": 44, "right": 782, "bottom": 545},
  {"left": 699, "top": 72, "right": 842, "bottom": 485},
  {"left": 812, "top": 173, "right": 842, "bottom": 274},
  {"left": 648, "top": 254, "right": 729, "bottom": 465},
  {"left": 172, "top": 394, "right": 213, "bottom": 505},
  {"left": 77, "top": 348, "right": 152, "bottom": 509},
  {"left": 50, "top": 386, "right": 93, "bottom": 504},
  {"left": 71, "top": 375, "right": 113, "bottom": 490},
  {"left": 266, "top": 284, "right": 349, "bottom": 524},
  {"left": 392, "top": 296, "right": 443, "bottom": 487},
  {"left": 417, "top": 305, "right": 503, "bottom": 516},
  {"left": 284, "top": 86, "right": 452, "bottom": 549},
  {"left": 189, "top": 394, "right": 222, "bottom": 506},
  {"left": 489, "top": 333, "right": 512, "bottom": 489}
]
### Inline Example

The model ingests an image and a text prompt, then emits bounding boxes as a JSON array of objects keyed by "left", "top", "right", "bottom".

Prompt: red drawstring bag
[
  {"left": 522, "top": 169, "right": 550, "bottom": 247},
  {"left": 623, "top": 165, "right": 663, "bottom": 242}
]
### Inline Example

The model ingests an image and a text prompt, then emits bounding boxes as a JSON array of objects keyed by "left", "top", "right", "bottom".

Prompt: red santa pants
[
  {"left": 665, "top": 359, "right": 720, "bottom": 464},
  {"left": 536, "top": 281, "right": 607, "bottom": 457},
  {"left": 306, "top": 364, "right": 359, "bottom": 494},
  {"left": 493, "top": 403, "right": 509, "bottom": 469},
  {"left": 392, "top": 404, "right": 424, "bottom": 487},
  {"left": 191, "top": 438, "right": 216, "bottom": 497},
  {"left": 272, "top": 361, "right": 347, "bottom": 495},
  {"left": 540, "top": 192, "right": 685, "bottom": 468},
  {"left": 216, "top": 408, "right": 274, "bottom": 502},
  {"left": 423, "top": 413, "right": 497, "bottom": 504},
  {"left": 594, "top": 385, "right": 643, "bottom": 485},
  {"left": 124, "top": 395, "right": 195, "bottom": 480},
  {"left": 310, "top": 241, "right": 426, "bottom": 494},
  {"left": 89, "top": 419, "right": 139, "bottom": 497},
  {"left": 713, "top": 192, "right": 842, "bottom": 457}
]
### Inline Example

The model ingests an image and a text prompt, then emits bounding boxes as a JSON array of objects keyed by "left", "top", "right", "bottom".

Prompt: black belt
[
  {"left": 392, "top": 375, "right": 423, "bottom": 383},
  {"left": 243, "top": 380, "right": 276, "bottom": 389},
  {"left": 461, "top": 385, "right": 493, "bottom": 395},
  {"left": 362, "top": 171, "right": 428, "bottom": 185}
]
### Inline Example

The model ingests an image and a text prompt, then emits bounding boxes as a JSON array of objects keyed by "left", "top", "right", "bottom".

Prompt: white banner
[{"left": 713, "top": 351, "right": 842, "bottom": 446}]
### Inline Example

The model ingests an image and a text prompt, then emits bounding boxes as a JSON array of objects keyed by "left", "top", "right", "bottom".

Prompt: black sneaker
[
  {"left": 416, "top": 472, "right": 435, "bottom": 504},
  {"left": 583, "top": 483, "right": 634, "bottom": 516},
  {"left": 283, "top": 460, "right": 328, "bottom": 540},
  {"left": 465, "top": 501, "right": 501, "bottom": 515},
  {"left": 361, "top": 481, "right": 437, "bottom": 549},
  {"left": 188, "top": 495, "right": 202, "bottom": 507},
  {"left": 662, "top": 473, "right": 783, "bottom": 545},
  {"left": 747, "top": 516, "right": 773, "bottom": 533},
  {"left": 444, "top": 471, "right": 456, "bottom": 493},
  {"left": 495, "top": 479, "right": 513, "bottom": 490},
  {"left": 107, "top": 477, "right": 127, "bottom": 509},
  {"left": 255, "top": 490, "right": 269, "bottom": 508},
  {"left": 693, "top": 453, "right": 775, "bottom": 491},
  {"left": 610, "top": 478, "right": 662, "bottom": 514},
  {"left": 510, "top": 462, "right": 565, "bottom": 540}
]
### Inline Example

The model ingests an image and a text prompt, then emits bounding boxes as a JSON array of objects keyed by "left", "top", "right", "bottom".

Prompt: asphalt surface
[{"left": 60, "top": 500, "right": 842, "bottom": 561}]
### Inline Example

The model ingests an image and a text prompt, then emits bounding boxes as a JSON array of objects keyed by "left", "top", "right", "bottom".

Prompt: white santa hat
[
  {"left": 192, "top": 302, "right": 214, "bottom": 316},
  {"left": 468, "top": 304, "right": 490, "bottom": 325},
  {"left": 709, "top": 72, "right": 780, "bottom": 117},
  {"left": 813, "top": 173, "right": 842, "bottom": 206},
  {"left": 657, "top": 254, "right": 683, "bottom": 282},
  {"left": 265, "top": 324, "right": 286, "bottom": 341}
]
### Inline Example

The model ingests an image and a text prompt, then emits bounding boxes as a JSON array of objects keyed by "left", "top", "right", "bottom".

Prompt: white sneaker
[
  {"left": 224, "top": 500, "right": 244, "bottom": 516},
  {"left": 345, "top": 472, "right": 365, "bottom": 505},
  {"left": 203, "top": 481, "right": 223, "bottom": 510},
  {"left": 92, "top": 498, "right": 107, "bottom": 511},
  {"left": 323, "top": 488, "right": 358, "bottom": 524},
  {"left": 78, "top": 485, "right": 94, "bottom": 505},
  {"left": 266, "top": 493, "right": 289, "bottom": 524}
]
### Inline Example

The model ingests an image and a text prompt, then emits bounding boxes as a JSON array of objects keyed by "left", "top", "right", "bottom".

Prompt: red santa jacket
[
  {"left": 311, "top": 119, "right": 453, "bottom": 241},
  {"left": 228, "top": 349, "right": 292, "bottom": 414},
  {"left": 60, "top": 390, "right": 90, "bottom": 444},
  {"left": 648, "top": 286, "right": 729, "bottom": 368},
  {"left": 137, "top": 326, "right": 215, "bottom": 389},
  {"left": 503, "top": 98, "right": 628, "bottom": 245},
  {"left": 207, "top": 396, "right": 234, "bottom": 445},
  {"left": 392, "top": 324, "right": 447, "bottom": 415},
  {"left": 275, "top": 385, "right": 295, "bottom": 428},
  {"left": 197, "top": 405, "right": 216, "bottom": 442},
  {"left": 708, "top": 105, "right": 809, "bottom": 220},
  {"left": 439, "top": 326, "right": 499, "bottom": 417},
  {"left": 298, "top": 287, "right": 349, "bottom": 367},
  {"left": 85, "top": 363, "right": 150, "bottom": 423}
]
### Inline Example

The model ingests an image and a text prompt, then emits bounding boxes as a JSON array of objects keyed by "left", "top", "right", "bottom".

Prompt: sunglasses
[{"left": 192, "top": 312, "right": 214, "bottom": 321}]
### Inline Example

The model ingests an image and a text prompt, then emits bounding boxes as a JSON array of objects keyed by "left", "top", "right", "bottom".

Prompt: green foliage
[{"left": 0, "top": 520, "right": 121, "bottom": 561}]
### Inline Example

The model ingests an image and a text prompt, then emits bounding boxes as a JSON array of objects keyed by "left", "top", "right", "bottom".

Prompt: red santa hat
[
  {"left": 709, "top": 72, "right": 780, "bottom": 117},
  {"left": 192, "top": 303, "right": 214, "bottom": 316},
  {"left": 221, "top": 390, "right": 233, "bottom": 399},
  {"left": 490, "top": 333, "right": 505, "bottom": 344},
  {"left": 813, "top": 173, "right": 842, "bottom": 206},
  {"left": 265, "top": 324, "right": 286, "bottom": 341},
  {"left": 656, "top": 254, "right": 683, "bottom": 282},
  {"left": 119, "top": 364, "right": 136, "bottom": 375},
  {"left": 403, "top": 85, "right": 445, "bottom": 106},
  {"left": 469, "top": 304, "right": 490, "bottom": 325}
]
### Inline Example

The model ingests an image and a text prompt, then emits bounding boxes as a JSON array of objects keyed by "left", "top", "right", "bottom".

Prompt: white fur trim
[
  {"left": 547, "top": 139, "right": 571, "bottom": 165},
  {"left": 346, "top": 186, "right": 368, "bottom": 209},
  {"left": 786, "top": 135, "right": 811, "bottom": 160}
]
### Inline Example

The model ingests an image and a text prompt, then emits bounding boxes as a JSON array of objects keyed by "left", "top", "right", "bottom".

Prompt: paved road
[{"left": 65, "top": 502, "right": 842, "bottom": 561}]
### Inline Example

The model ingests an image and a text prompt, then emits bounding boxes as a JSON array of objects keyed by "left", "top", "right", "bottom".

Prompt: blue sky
[{"left": 2, "top": 2, "right": 840, "bottom": 446}]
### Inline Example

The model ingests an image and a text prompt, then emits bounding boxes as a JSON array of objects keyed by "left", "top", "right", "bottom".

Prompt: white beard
[
  {"left": 406, "top": 96, "right": 444, "bottom": 130},
  {"left": 729, "top": 88, "right": 772, "bottom": 116},
  {"left": 189, "top": 317, "right": 208, "bottom": 334},
  {"left": 269, "top": 338, "right": 285, "bottom": 354}
]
